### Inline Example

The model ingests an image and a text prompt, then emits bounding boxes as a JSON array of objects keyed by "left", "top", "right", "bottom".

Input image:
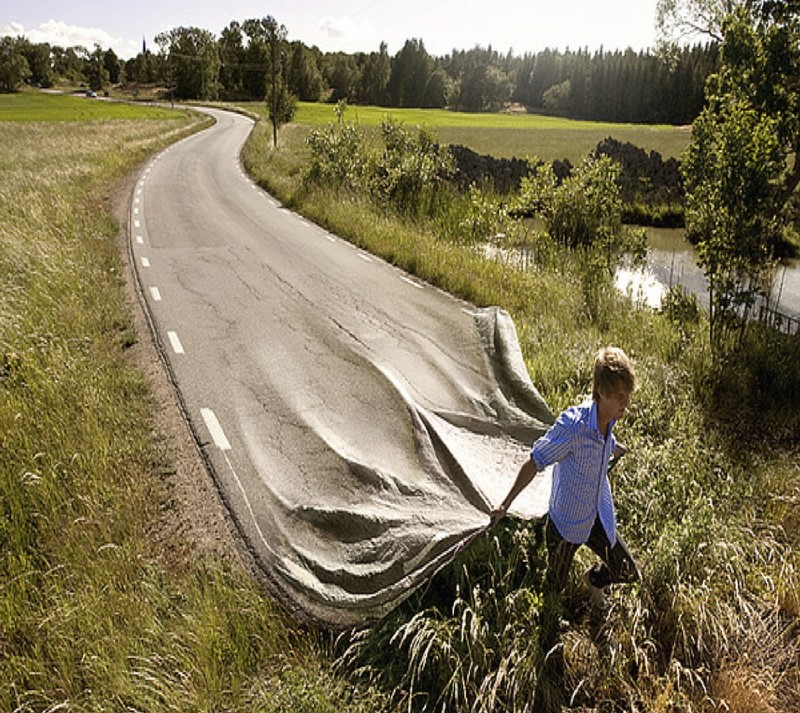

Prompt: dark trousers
[{"left": 544, "top": 514, "right": 639, "bottom": 593}]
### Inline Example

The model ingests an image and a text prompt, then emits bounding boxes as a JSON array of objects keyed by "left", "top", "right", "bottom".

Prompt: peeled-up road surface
[{"left": 130, "top": 108, "right": 554, "bottom": 627}]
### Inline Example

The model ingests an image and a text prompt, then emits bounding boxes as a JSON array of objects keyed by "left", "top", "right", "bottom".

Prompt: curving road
[{"left": 130, "top": 108, "right": 553, "bottom": 627}]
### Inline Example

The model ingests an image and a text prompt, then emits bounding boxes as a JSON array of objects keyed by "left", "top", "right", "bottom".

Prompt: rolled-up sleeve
[{"left": 531, "top": 409, "right": 575, "bottom": 470}]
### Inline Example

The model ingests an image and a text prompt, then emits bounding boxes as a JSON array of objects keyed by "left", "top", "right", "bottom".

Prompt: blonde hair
[{"left": 592, "top": 346, "right": 636, "bottom": 401}]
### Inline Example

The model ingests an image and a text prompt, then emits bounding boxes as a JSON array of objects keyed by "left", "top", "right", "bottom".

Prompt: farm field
[
  {"left": 0, "top": 89, "right": 183, "bottom": 122},
  {"left": 275, "top": 100, "right": 692, "bottom": 162}
]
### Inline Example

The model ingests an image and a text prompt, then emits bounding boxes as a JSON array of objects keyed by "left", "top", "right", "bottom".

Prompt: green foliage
[
  {"left": 660, "top": 284, "right": 701, "bottom": 333},
  {"left": 519, "top": 154, "right": 623, "bottom": 248},
  {"left": 0, "top": 36, "right": 31, "bottom": 92},
  {"left": 518, "top": 155, "right": 648, "bottom": 298},
  {"left": 542, "top": 79, "right": 571, "bottom": 113},
  {"left": 681, "top": 4, "right": 800, "bottom": 351},
  {"left": 458, "top": 185, "right": 512, "bottom": 242},
  {"left": 374, "top": 118, "right": 454, "bottom": 217},
  {"left": 155, "top": 26, "right": 221, "bottom": 100},
  {"left": 305, "top": 112, "right": 455, "bottom": 221},
  {"left": 306, "top": 119, "right": 372, "bottom": 190}
]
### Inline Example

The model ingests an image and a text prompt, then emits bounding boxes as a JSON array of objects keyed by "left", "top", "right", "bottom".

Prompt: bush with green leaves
[
  {"left": 305, "top": 120, "right": 372, "bottom": 191},
  {"left": 374, "top": 118, "right": 454, "bottom": 218},
  {"left": 519, "top": 154, "right": 623, "bottom": 249}
]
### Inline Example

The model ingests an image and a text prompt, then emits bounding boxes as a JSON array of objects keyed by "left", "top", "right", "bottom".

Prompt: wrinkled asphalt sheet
[{"left": 252, "top": 307, "right": 553, "bottom": 626}]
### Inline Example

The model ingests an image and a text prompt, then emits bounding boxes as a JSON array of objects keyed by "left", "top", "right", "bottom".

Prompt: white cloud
[
  {"left": 316, "top": 16, "right": 378, "bottom": 52},
  {"left": 1, "top": 19, "right": 141, "bottom": 59}
]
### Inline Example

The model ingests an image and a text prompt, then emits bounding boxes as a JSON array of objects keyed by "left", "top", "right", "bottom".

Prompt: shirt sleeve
[{"left": 531, "top": 408, "right": 575, "bottom": 470}]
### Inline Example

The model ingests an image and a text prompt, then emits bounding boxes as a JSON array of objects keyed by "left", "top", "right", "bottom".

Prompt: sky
[{"left": 1, "top": 0, "right": 660, "bottom": 60}]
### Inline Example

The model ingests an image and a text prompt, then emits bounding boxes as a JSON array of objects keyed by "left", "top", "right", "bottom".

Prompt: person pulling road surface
[{"left": 490, "top": 346, "right": 640, "bottom": 604}]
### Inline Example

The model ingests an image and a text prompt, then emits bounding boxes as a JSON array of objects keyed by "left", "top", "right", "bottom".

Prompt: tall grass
[
  {"left": 243, "top": 115, "right": 800, "bottom": 712},
  {"left": 0, "top": 100, "right": 390, "bottom": 711}
]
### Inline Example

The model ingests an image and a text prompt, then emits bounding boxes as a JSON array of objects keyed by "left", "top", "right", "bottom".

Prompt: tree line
[{"left": 2, "top": 18, "right": 718, "bottom": 125}]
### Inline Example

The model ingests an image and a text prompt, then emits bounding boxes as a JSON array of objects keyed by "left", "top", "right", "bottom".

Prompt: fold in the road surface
[{"left": 133, "top": 109, "right": 555, "bottom": 627}]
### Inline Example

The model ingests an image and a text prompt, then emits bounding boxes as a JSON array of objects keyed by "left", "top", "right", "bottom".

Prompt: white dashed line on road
[
  {"left": 149, "top": 286, "right": 162, "bottom": 301},
  {"left": 167, "top": 331, "right": 185, "bottom": 354},
  {"left": 140, "top": 256, "right": 150, "bottom": 267},
  {"left": 400, "top": 276, "right": 423, "bottom": 290},
  {"left": 201, "top": 408, "right": 231, "bottom": 451},
  {"left": 135, "top": 235, "right": 144, "bottom": 245}
]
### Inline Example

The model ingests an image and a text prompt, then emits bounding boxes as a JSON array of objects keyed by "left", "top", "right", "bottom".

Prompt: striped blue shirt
[{"left": 531, "top": 399, "right": 617, "bottom": 546}]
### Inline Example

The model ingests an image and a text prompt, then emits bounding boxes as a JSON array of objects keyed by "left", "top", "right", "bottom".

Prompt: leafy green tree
[
  {"left": 17, "top": 39, "right": 54, "bottom": 88},
  {"left": 86, "top": 44, "right": 110, "bottom": 91},
  {"left": 357, "top": 43, "right": 391, "bottom": 106},
  {"left": 102, "top": 47, "right": 123, "bottom": 84},
  {"left": 241, "top": 18, "right": 272, "bottom": 100},
  {"left": 374, "top": 118, "right": 454, "bottom": 216},
  {"left": 218, "top": 21, "right": 246, "bottom": 100},
  {"left": 422, "top": 68, "right": 452, "bottom": 108},
  {"left": 542, "top": 79, "right": 571, "bottom": 113},
  {"left": 253, "top": 16, "right": 295, "bottom": 148},
  {"left": 323, "top": 52, "right": 361, "bottom": 103},
  {"left": 387, "top": 39, "right": 433, "bottom": 107},
  {"left": 288, "top": 41, "right": 324, "bottom": 101},
  {"left": 679, "top": 3, "right": 800, "bottom": 347},
  {"left": 0, "top": 36, "right": 31, "bottom": 92},
  {"left": 155, "top": 26, "right": 220, "bottom": 100},
  {"left": 520, "top": 154, "right": 630, "bottom": 251},
  {"left": 51, "top": 45, "right": 87, "bottom": 84}
]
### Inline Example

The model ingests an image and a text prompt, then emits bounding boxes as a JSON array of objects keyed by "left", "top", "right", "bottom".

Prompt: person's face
[{"left": 598, "top": 385, "right": 631, "bottom": 422}]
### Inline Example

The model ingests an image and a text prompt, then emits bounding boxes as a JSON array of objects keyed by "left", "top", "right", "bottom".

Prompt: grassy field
[
  {"left": 0, "top": 89, "right": 183, "bottom": 122},
  {"left": 0, "top": 93, "right": 388, "bottom": 711},
  {"left": 262, "top": 101, "right": 692, "bottom": 162}
]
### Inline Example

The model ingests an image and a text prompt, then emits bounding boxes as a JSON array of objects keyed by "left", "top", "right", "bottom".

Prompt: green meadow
[
  {"left": 0, "top": 90, "right": 183, "bottom": 122},
  {"left": 285, "top": 100, "right": 692, "bottom": 162}
]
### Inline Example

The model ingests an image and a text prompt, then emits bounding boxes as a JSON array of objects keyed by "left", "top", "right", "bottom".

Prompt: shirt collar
[{"left": 587, "top": 399, "right": 614, "bottom": 439}]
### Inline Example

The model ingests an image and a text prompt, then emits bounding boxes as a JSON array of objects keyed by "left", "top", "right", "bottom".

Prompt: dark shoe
[{"left": 584, "top": 570, "right": 609, "bottom": 610}]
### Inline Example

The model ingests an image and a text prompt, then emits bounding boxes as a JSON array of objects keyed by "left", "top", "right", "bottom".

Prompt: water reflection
[
  {"left": 617, "top": 227, "right": 799, "bottom": 321},
  {"left": 486, "top": 226, "right": 800, "bottom": 322}
]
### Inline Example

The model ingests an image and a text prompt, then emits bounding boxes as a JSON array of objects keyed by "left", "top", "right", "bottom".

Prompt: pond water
[
  {"left": 615, "top": 227, "right": 800, "bottom": 322},
  {"left": 486, "top": 225, "right": 800, "bottom": 325}
]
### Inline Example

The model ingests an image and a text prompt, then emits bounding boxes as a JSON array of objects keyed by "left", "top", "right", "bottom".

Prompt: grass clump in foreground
[
  {"left": 243, "top": 115, "right": 800, "bottom": 712},
  {"left": 0, "top": 96, "right": 388, "bottom": 711}
]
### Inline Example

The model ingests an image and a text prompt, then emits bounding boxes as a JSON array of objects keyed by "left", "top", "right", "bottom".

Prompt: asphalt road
[{"left": 130, "top": 107, "right": 553, "bottom": 626}]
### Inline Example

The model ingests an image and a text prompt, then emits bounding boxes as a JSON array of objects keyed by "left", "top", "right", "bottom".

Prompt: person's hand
[
  {"left": 489, "top": 503, "right": 508, "bottom": 527},
  {"left": 609, "top": 444, "right": 628, "bottom": 472}
]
